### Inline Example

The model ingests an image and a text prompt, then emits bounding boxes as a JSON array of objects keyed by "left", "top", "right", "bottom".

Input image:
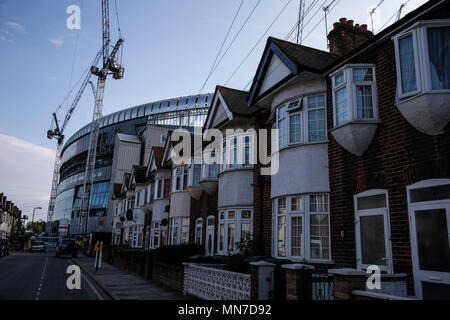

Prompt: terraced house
[{"left": 107, "top": 0, "right": 449, "bottom": 300}]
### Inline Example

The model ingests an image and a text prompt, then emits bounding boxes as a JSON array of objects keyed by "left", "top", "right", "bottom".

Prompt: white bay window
[
  {"left": 276, "top": 95, "right": 327, "bottom": 149},
  {"left": 273, "top": 194, "right": 330, "bottom": 261},
  {"left": 217, "top": 209, "right": 253, "bottom": 255},
  {"left": 331, "top": 65, "right": 378, "bottom": 127},
  {"left": 394, "top": 20, "right": 450, "bottom": 98}
]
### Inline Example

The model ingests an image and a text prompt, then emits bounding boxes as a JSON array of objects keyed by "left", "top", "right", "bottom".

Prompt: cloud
[
  {"left": 49, "top": 38, "right": 64, "bottom": 48},
  {"left": 5, "top": 21, "right": 25, "bottom": 33},
  {"left": 0, "top": 134, "right": 55, "bottom": 221}
]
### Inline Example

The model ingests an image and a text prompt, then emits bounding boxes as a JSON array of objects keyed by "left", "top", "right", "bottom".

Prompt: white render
[
  {"left": 218, "top": 169, "right": 254, "bottom": 209},
  {"left": 271, "top": 143, "right": 330, "bottom": 199},
  {"left": 169, "top": 191, "right": 191, "bottom": 218},
  {"left": 259, "top": 54, "right": 291, "bottom": 96}
]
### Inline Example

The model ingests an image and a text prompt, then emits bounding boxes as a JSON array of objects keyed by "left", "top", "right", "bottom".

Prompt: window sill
[
  {"left": 218, "top": 166, "right": 254, "bottom": 176},
  {"left": 287, "top": 257, "right": 335, "bottom": 265},
  {"left": 278, "top": 140, "right": 329, "bottom": 153}
]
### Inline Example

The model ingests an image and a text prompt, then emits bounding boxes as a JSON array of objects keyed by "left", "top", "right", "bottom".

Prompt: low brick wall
[
  {"left": 152, "top": 261, "right": 184, "bottom": 293},
  {"left": 110, "top": 250, "right": 146, "bottom": 276}
]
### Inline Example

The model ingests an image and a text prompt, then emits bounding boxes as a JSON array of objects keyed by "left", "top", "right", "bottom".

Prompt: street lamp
[{"left": 31, "top": 207, "right": 42, "bottom": 234}]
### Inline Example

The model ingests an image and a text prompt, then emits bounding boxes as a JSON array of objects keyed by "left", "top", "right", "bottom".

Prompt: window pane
[
  {"left": 356, "top": 85, "right": 374, "bottom": 119},
  {"left": 353, "top": 68, "right": 373, "bottom": 81},
  {"left": 335, "top": 87, "right": 348, "bottom": 126},
  {"left": 335, "top": 73, "right": 344, "bottom": 86},
  {"left": 308, "top": 109, "right": 326, "bottom": 142},
  {"left": 310, "top": 195, "right": 329, "bottom": 212},
  {"left": 357, "top": 194, "right": 387, "bottom": 210},
  {"left": 427, "top": 27, "right": 450, "bottom": 90},
  {"left": 310, "top": 214, "right": 330, "bottom": 260},
  {"left": 208, "top": 162, "right": 218, "bottom": 178},
  {"left": 241, "top": 223, "right": 251, "bottom": 241},
  {"left": 399, "top": 35, "right": 417, "bottom": 94},
  {"left": 241, "top": 210, "right": 251, "bottom": 219},
  {"left": 279, "top": 118, "right": 287, "bottom": 148},
  {"left": 193, "top": 164, "right": 202, "bottom": 185},
  {"left": 277, "top": 216, "right": 286, "bottom": 257},
  {"left": 410, "top": 184, "right": 450, "bottom": 203},
  {"left": 278, "top": 105, "right": 287, "bottom": 119},
  {"left": 228, "top": 223, "right": 235, "bottom": 252},
  {"left": 291, "top": 197, "right": 302, "bottom": 212},
  {"left": 415, "top": 209, "right": 450, "bottom": 272},
  {"left": 219, "top": 223, "right": 224, "bottom": 251},
  {"left": 289, "top": 113, "right": 302, "bottom": 143},
  {"left": 360, "top": 215, "right": 387, "bottom": 265},
  {"left": 308, "top": 95, "right": 325, "bottom": 109},
  {"left": 291, "top": 216, "right": 303, "bottom": 257},
  {"left": 278, "top": 198, "right": 286, "bottom": 214}
]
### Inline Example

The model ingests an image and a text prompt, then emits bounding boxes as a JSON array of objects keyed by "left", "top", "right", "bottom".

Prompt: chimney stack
[{"left": 328, "top": 18, "right": 374, "bottom": 56}]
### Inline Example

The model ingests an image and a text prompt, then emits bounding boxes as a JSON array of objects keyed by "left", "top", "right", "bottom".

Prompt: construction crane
[
  {"left": 46, "top": 50, "right": 102, "bottom": 233},
  {"left": 79, "top": 0, "right": 124, "bottom": 235}
]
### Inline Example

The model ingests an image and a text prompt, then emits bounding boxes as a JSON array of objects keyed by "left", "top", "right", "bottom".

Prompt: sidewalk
[{"left": 73, "top": 255, "right": 186, "bottom": 300}]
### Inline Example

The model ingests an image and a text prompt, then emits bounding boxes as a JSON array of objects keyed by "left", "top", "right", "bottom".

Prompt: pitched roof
[
  {"left": 113, "top": 183, "right": 123, "bottom": 199},
  {"left": 123, "top": 173, "right": 131, "bottom": 187},
  {"left": 269, "top": 37, "right": 338, "bottom": 72},
  {"left": 216, "top": 86, "right": 253, "bottom": 116},
  {"left": 152, "top": 146, "right": 164, "bottom": 167},
  {"left": 132, "top": 165, "right": 148, "bottom": 184}
]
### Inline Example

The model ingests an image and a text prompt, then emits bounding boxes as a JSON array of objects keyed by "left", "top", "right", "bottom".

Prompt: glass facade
[{"left": 53, "top": 93, "right": 213, "bottom": 227}]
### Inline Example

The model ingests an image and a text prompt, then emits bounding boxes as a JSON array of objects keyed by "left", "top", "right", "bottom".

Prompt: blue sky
[{"left": 0, "top": 0, "right": 427, "bottom": 220}]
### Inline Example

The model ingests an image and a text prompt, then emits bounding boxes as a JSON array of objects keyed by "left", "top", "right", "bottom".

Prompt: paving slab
[{"left": 73, "top": 255, "right": 186, "bottom": 300}]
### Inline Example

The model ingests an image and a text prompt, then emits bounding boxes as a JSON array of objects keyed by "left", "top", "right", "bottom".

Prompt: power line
[
  {"left": 199, "top": 0, "right": 245, "bottom": 94},
  {"left": 224, "top": 0, "right": 294, "bottom": 86},
  {"left": 202, "top": 0, "right": 264, "bottom": 94},
  {"left": 376, "top": 0, "right": 410, "bottom": 33}
]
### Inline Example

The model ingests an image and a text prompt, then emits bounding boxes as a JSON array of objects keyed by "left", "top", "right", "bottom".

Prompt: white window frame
[
  {"left": 195, "top": 218, "right": 203, "bottom": 245},
  {"left": 205, "top": 215, "right": 215, "bottom": 256},
  {"left": 354, "top": 189, "right": 393, "bottom": 273},
  {"left": 154, "top": 178, "right": 169, "bottom": 200},
  {"left": 330, "top": 64, "right": 379, "bottom": 128},
  {"left": 220, "top": 134, "right": 255, "bottom": 173},
  {"left": 173, "top": 166, "right": 187, "bottom": 192},
  {"left": 393, "top": 20, "right": 450, "bottom": 100},
  {"left": 169, "top": 217, "right": 189, "bottom": 245},
  {"left": 406, "top": 179, "right": 450, "bottom": 299},
  {"left": 272, "top": 194, "right": 331, "bottom": 262},
  {"left": 275, "top": 94, "right": 328, "bottom": 150},
  {"left": 217, "top": 208, "right": 253, "bottom": 255}
]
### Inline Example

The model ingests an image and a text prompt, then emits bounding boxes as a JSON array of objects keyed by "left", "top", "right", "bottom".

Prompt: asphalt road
[{"left": 0, "top": 248, "right": 110, "bottom": 300}]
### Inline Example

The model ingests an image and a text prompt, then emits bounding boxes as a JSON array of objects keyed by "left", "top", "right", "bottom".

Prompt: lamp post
[{"left": 31, "top": 207, "right": 42, "bottom": 235}]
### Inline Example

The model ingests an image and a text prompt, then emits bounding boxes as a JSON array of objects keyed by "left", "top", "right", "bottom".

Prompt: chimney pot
[
  {"left": 355, "top": 23, "right": 360, "bottom": 27},
  {"left": 339, "top": 17, "right": 347, "bottom": 24},
  {"left": 361, "top": 24, "right": 368, "bottom": 30},
  {"left": 333, "top": 22, "right": 340, "bottom": 29},
  {"left": 347, "top": 20, "right": 354, "bottom": 26}
]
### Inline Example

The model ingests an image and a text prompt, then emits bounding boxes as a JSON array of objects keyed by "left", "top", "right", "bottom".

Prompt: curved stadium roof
[{"left": 63, "top": 93, "right": 214, "bottom": 149}]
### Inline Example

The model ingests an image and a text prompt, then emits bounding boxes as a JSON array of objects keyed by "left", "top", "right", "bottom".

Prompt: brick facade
[{"left": 326, "top": 22, "right": 450, "bottom": 295}]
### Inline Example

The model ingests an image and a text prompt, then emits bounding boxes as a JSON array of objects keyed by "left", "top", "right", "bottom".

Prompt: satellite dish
[
  {"left": 161, "top": 218, "right": 168, "bottom": 227},
  {"left": 120, "top": 216, "right": 126, "bottom": 222},
  {"left": 164, "top": 205, "right": 170, "bottom": 213}
]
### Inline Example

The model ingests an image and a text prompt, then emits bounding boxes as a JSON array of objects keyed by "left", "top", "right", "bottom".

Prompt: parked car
[
  {"left": 0, "top": 239, "right": 11, "bottom": 257},
  {"left": 30, "top": 241, "right": 46, "bottom": 252},
  {"left": 56, "top": 238, "right": 78, "bottom": 258}
]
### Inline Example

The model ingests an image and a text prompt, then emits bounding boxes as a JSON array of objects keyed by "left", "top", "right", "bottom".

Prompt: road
[{"left": 0, "top": 248, "right": 110, "bottom": 300}]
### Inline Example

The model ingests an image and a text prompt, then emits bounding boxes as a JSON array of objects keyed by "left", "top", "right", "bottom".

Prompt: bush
[
  {"left": 225, "top": 239, "right": 265, "bottom": 274},
  {"left": 152, "top": 244, "right": 204, "bottom": 266}
]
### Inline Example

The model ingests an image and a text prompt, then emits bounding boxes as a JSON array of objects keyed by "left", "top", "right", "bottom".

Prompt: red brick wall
[
  {"left": 189, "top": 190, "right": 218, "bottom": 252},
  {"left": 253, "top": 119, "right": 273, "bottom": 256},
  {"left": 326, "top": 37, "right": 450, "bottom": 295}
]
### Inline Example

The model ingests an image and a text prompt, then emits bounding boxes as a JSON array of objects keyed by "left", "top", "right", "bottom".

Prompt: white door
[
  {"left": 205, "top": 216, "right": 215, "bottom": 256},
  {"left": 354, "top": 191, "right": 393, "bottom": 273},
  {"left": 409, "top": 202, "right": 450, "bottom": 299}
]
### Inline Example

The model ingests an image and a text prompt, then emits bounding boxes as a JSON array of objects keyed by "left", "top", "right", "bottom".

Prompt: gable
[
  {"left": 205, "top": 91, "right": 234, "bottom": 130},
  {"left": 259, "top": 54, "right": 292, "bottom": 96}
]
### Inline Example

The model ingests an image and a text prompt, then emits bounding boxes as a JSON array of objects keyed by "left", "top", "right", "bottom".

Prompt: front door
[
  {"left": 408, "top": 181, "right": 450, "bottom": 300},
  {"left": 205, "top": 216, "right": 215, "bottom": 256},
  {"left": 409, "top": 203, "right": 450, "bottom": 299}
]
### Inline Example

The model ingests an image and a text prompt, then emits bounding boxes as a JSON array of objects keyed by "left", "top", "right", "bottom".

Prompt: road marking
[
  {"left": 35, "top": 256, "right": 48, "bottom": 301},
  {"left": 69, "top": 259, "right": 104, "bottom": 300}
]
